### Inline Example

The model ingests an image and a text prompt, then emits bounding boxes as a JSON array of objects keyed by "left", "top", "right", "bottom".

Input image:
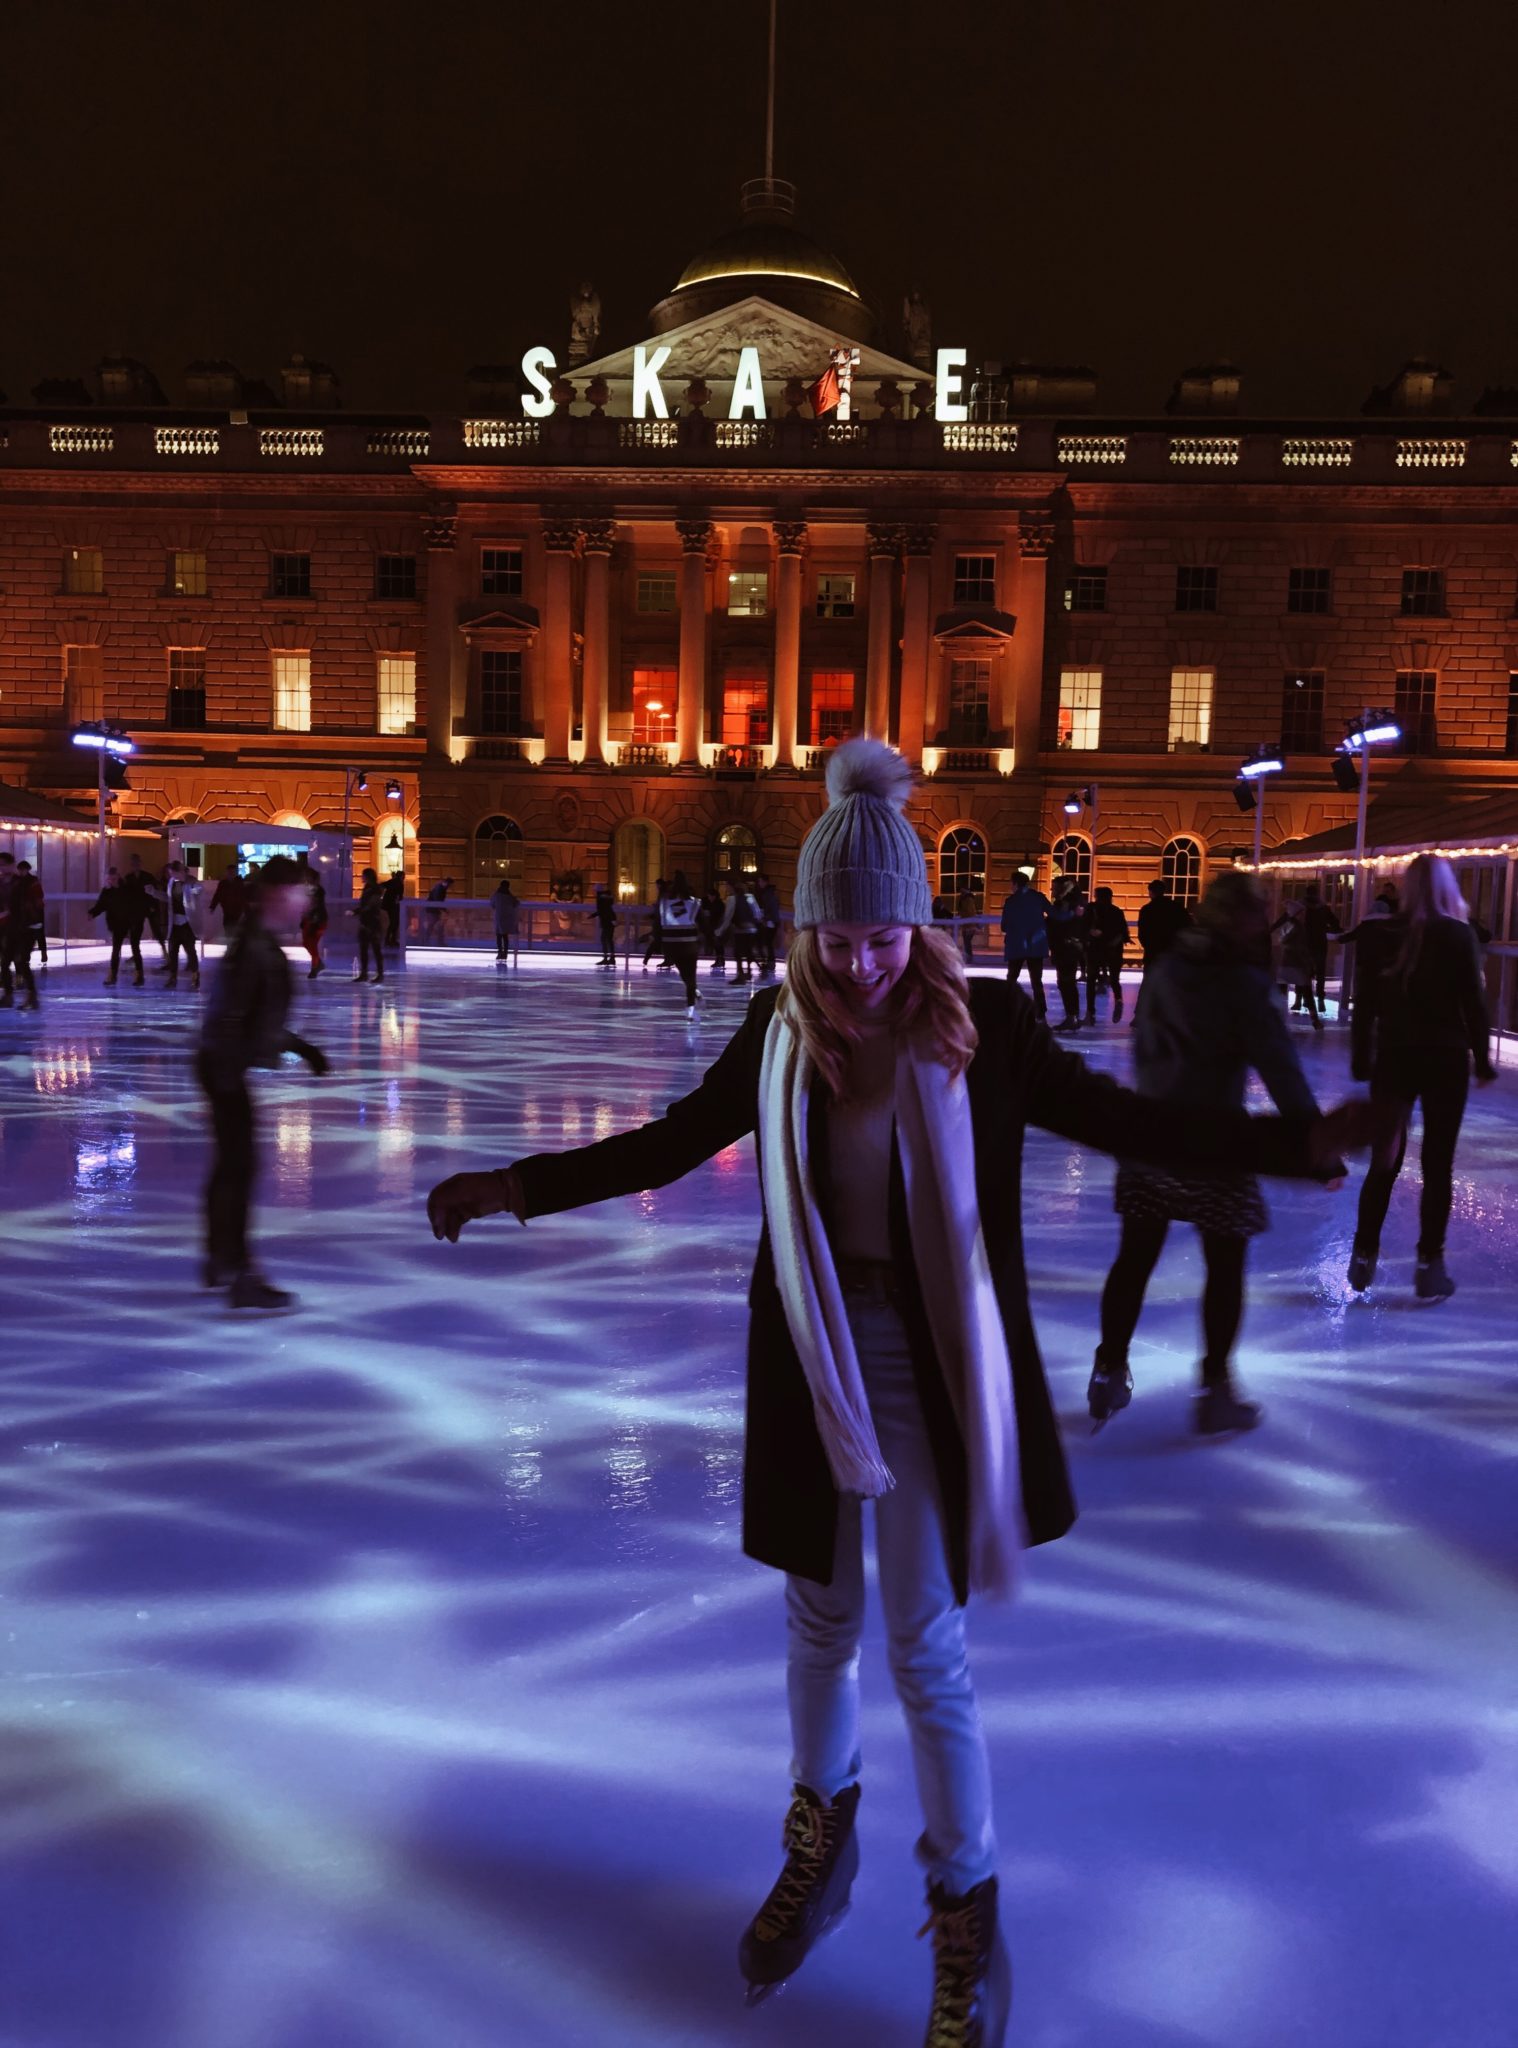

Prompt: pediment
[
  {"left": 934, "top": 610, "right": 1019, "bottom": 650},
  {"left": 571, "top": 296, "right": 923, "bottom": 397},
  {"left": 458, "top": 603, "right": 540, "bottom": 638}
]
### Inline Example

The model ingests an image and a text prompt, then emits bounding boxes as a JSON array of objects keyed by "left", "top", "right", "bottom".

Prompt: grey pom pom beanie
[{"left": 793, "top": 737, "right": 933, "bottom": 928}]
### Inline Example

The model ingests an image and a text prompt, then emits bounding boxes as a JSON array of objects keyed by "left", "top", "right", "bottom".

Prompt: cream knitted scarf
[{"left": 757, "top": 1007, "right": 1026, "bottom": 1599}]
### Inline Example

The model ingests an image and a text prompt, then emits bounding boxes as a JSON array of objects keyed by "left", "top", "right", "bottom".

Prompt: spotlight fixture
[
  {"left": 1237, "top": 747, "right": 1285, "bottom": 780},
  {"left": 1233, "top": 779, "right": 1257, "bottom": 813},
  {"left": 1342, "top": 715, "right": 1401, "bottom": 751},
  {"left": 70, "top": 721, "right": 134, "bottom": 759},
  {"left": 1062, "top": 784, "right": 1097, "bottom": 817},
  {"left": 1062, "top": 792, "right": 1083, "bottom": 816},
  {"left": 1330, "top": 753, "right": 1360, "bottom": 794},
  {"left": 354, "top": 770, "right": 369, "bottom": 795},
  {"left": 384, "top": 778, "right": 402, "bottom": 802}
]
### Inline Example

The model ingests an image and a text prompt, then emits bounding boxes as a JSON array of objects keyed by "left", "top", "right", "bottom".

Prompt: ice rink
[{"left": 2, "top": 953, "right": 1516, "bottom": 2048}]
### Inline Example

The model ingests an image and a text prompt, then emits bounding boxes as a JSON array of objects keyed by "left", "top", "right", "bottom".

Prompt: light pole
[
  {"left": 1235, "top": 745, "right": 1285, "bottom": 870},
  {"left": 1337, "top": 710, "right": 1402, "bottom": 931},
  {"left": 1061, "top": 783, "right": 1099, "bottom": 888},
  {"left": 340, "top": 767, "right": 371, "bottom": 903},
  {"left": 71, "top": 722, "right": 134, "bottom": 886}
]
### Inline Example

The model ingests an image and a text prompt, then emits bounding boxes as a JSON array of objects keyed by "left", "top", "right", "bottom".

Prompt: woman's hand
[
  {"left": 427, "top": 1168, "right": 525, "bottom": 1242},
  {"left": 1312, "top": 1099, "right": 1377, "bottom": 1171}
]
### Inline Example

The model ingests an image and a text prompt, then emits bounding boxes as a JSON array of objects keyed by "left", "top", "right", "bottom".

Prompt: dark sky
[{"left": 7, "top": 0, "right": 1517, "bottom": 418}]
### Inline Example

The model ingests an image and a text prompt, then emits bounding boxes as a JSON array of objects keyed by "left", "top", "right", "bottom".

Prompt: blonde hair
[
  {"left": 779, "top": 925, "right": 978, "bottom": 1099},
  {"left": 1393, "top": 853, "right": 1467, "bottom": 983}
]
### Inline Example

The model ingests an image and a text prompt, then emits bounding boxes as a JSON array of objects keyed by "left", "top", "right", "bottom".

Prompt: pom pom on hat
[
  {"left": 794, "top": 737, "right": 933, "bottom": 930},
  {"left": 824, "top": 735, "right": 915, "bottom": 811}
]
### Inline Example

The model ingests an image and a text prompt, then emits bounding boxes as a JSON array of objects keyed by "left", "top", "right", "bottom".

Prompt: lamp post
[
  {"left": 71, "top": 722, "right": 134, "bottom": 886},
  {"left": 339, "top": 767, "right": 371, "bottom": 903},
  {"left": 1236, "top": 745, "right": 1285, "bottom": 869},
  {"left": 1338, "top": 710, "right": 1402, "bottom": 931},
  {"left": 1061, "top": 783, "right": 1099, "bottom": 889}
]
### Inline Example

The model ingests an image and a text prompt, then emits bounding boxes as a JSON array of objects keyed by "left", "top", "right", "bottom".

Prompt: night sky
[{"left": 7, "top": 0, "right": 1517, "bottom": 419}]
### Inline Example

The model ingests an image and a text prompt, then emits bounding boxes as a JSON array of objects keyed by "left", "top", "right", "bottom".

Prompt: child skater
[{"left": 426, "top": 740, "right": 1364, "bottom": 2047}]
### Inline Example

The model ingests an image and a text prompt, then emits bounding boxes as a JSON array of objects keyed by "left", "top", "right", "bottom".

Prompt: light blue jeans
[{"left": 785, "top": 1267, "right": 999, "bottom": 1896}]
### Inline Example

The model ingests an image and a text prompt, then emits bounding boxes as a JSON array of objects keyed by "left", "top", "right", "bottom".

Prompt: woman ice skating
[
  {"left": 300, "top": 872, "right": 328, "bottom": 979},
  {"left": 1272, "top": 898, "right": 1323, "bottom": 1028},
  {"left": 426, "top": 740, "right": 1365, "bottom": 2047},
  {"left": 491, "top": 878, "right": 521, "bottom": 964},
  {"left": 657, "top": 870, "right": 703, "bottom": 1016},
  {"left": 1090, "top": 872, "right": 1339, "bottom": 1437},
  {"left": 1346, "top": 853, "right": 1495, "bottom": 1300},
  {"left": 353, "top": 869, "right": 386, "bottom": 983}
]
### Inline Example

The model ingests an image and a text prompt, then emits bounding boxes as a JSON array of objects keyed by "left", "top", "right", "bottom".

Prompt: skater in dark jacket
[
  {"left": 1047, "top": 876, "right": 1087, "bottom": 1030},
  {"left": 353, "top": 869, "right": 387, "bottom": 983},
  {"left": 426, "top": 740, "right": 1366, "bottom": 2045},
  {"left": 198, "top": 856, "right": 328, "bottom": 1310},
  {"left": 90, "top": 868, "right": 140, "bottom": 987},
  {"left": 0, "top": 857, "right": 43, "bottom": 1010},
  {"left": 593, "top": 884, "right": 618, "bottom": 965},
  {"left": 1081, "top": 885, "right": 1130, "bottom": 1024},
  {"left": 1090, "top": 871, "right": 1338, "bottom": 1436},
  {"left": 1347, "top": 854, "right": 1495, "bottom": 1300},
  {"left": 998, "top": 870, "right": 1050, "bottom": 1018}
]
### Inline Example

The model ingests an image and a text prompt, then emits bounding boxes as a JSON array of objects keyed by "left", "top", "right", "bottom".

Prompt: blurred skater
[
  {"left": 1347, "top": 854, "right": 1495, "bottom": 1301},
  {"left": 1082, "top": 885, "right": 1129, "bottom": 1024},
  {"left": 197, "top": 855, "right": 328, "bottom": 1310},
  {"left": 300, "top": 871, "right": 328, "bottom": 978},
  {"left": 594, "top": 884, "right": 618, "bottom": 965},
  {"left": 91, "top": 866, "right": 141, "bottom": 987},
  {"left": 658, "top": 870, "right": 703, "bottom": 1016},
  {"left": 353, "top": 868, "right": 387, "bottom": 983},
  {"left": 492, "top": 877, "right": 521, "bottom": 964},
  {"left": 163, "top": 861, "right": 201, "bottom": 990},
  {"left": 999, "top": 869, "right": 1050, "bottom": 1018}
]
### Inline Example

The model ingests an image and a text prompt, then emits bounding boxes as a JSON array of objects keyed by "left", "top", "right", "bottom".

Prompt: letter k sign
[{"left": 633, "top": 345, "right": 672, "bottom": 419}]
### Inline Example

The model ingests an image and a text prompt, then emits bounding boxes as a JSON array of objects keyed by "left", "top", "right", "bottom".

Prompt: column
[
  {"left": 676, "top": 518, "right": 712, "bottom": 767},
  {"left": 864, "top": 523, "right": 898, "bottom": 741},
  {"left": 541, "top": 522, "right": 580, "bottom": 762},
  {"left": 897, "top": 523, "right": 935, "bottom": 765},
  {"left": 424, "top": 502, "right": 460, "bottom": 758},
  {"left": 772, "top": 521, "right": 806, "bottom": 768},
  {"left": 1009, "top": 514, "right": 1052, "bottom": 764},
  {"left": 579, "top": 519, "right": 614, "bottom": 766}
]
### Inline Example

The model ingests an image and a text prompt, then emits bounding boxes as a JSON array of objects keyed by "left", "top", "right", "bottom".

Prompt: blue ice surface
[{"left": 1, "top": 952, "right": 1516, "bottom": 2047}]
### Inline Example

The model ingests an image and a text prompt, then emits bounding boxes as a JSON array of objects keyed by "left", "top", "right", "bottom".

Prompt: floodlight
[
  {"left": 1063, "top": 792, "right": 1082, "bottom": 816},
  {"left": 1238, "top": 751, "right": 1284, "bottom": 779},
  {"left": 1233, "top": 779, "right": 1257, "bottom": 812},
  {"left": 385, "top": 779, "right": 403, "bottom": 802}
]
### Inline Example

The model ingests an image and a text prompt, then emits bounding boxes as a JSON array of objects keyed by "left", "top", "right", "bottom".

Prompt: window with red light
[
  {"left": 810, "top": 670, "right": 855, "bottom": 746},
  {"left": 722, "top": 678, "right": 770, "bottom": 750},
  {"left": 631, "top": 668, "right": 676, "bottom": 746}
]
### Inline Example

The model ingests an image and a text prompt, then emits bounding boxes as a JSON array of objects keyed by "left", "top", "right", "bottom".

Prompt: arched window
[
  {"left": 713, "top": 822, "right": 760, "bottom": 890},
  {"left": 1162, "top": 835, "right": 1204, "bottom": 907},
  {"left": 473, "top": 814, "right": 523, "bottom": 891},
  {"left": 611, "top": 818, "right": 665, "bottom": 902},
  {"left": 938, "top": 827, "right": 987, "bottom": 907},
  {"left": 1050, "top": 832, "right": 1092, "bottom": 893}
]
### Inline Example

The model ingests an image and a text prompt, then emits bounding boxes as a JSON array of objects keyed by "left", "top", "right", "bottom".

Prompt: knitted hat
[{"left": 793, "top": 737, "right": 933, "bottom": 928}]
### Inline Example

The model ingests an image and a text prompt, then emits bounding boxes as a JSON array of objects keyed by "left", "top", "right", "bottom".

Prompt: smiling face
[{"left": 816, "top": 922, "right": 914, "bottom": 1014}]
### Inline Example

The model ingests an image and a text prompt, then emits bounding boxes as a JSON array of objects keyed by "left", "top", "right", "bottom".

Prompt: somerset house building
[{"left": 4, "top": 176, "right": 1518, "bottom": 918}]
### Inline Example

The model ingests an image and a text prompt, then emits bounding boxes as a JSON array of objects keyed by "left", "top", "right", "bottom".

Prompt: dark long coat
[{"left": 513, "top": 980, "right": 1317, "bottom": 1603}]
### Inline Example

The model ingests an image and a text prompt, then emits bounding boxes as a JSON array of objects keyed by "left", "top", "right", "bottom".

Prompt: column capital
[
  {"left": 773, "top": 520, "right": 808, "bottom": 557},
  {"left": 424, "top": 503, "right": 458, "bottom": 551},
  {"left": 901, "top": 521, "right": 937, "bottom": 557},
  {"left": 866, "top": 520, "right": 901, "bottom": 559},
  {"left": 579, "top": 518, "right": 617, "bottom": 556},
  {"left": 542, "top": 521, "right": 583, "bottom": 555},
  {"left": 1018, "top": 514, "right": 1055, "bottom": 560},
  {"left": 676, "top": 518, "right": 714, "bottom": 555}
]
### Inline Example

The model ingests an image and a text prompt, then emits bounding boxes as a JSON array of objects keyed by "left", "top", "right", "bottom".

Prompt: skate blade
[{"left": 740, "top": 1901, "right": 850, "bottom": 2007}]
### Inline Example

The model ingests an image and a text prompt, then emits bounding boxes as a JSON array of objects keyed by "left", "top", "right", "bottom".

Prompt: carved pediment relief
[
  {"left": 458, "top": 603, "right": 540, "bottom": 641},
  {"left": 934, "top": 610, "right": 1019, "bottom": 652}
]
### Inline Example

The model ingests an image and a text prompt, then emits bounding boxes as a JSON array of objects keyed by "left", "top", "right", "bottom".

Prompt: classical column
[
  {"left": 772, "top": 520, "right": 806, "bottom": 769},
  {"left": 424, "top": 502, "right": 460, "bottom": 758},
  {"left": 579, "top": 518, "right": 615, "bottom": 766},
  {"left": 541, "top": 522, "right": 580, "bottom": 762},
  {"left": 1009, "top": 513, "right": 1053, "bottom": 764},
  {"left": 898, "top": 523, "right": 936, "bottom": 765},
  {"left": 864, "top": 523, "right": 899, "bottom": 741},
  {"left": 676, "top": 518, "right": 713, "bottom": 767}
]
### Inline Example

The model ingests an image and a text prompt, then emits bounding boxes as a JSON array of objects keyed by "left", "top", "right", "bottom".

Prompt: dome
[
  {"left": 648, "top": 178, "right": 875, "bottom": 345},
  {"left": 675, "top": 219, "right": 860, "bottom": 300}
]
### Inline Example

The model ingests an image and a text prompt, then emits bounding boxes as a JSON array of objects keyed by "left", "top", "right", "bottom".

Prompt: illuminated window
[
  {"left": 938, "top": 826, "right": 986, "bottom": 904},
  {"left": 1162, "top": 837, "right": 1204, "bottom": 907},
  {"left": 62, "top": 645, "right": 103, "bottom": 724},
  {"left": 1401, "top": 567, "right": 1446, "bottom": 617},
  {"left": 271, "top": 552, "right": 311, "bottom": 599},
  {"left": 376, "top": 553, "right": 418, "bottom": 601},
  {"left": 953, "top": 554, "right": 996, "bottom": 604},
  {"left": 1063, "top": 567, "right": 1107, "bottom": 613},
  {"left": 1051, "top": 833, "right": 1092, "bottom": 892},
  {"left": 172, "top": 550, "right": 207, "bottom": 597},
  {"left": 815, "top": 572, "right": 856, "bottom": 618},
  {"left": 810, "top": 670, "right": 855, "bottom": 746},
  {"left": 1280, "top": 671, "right": 1324, "bottom": 752},
  {"left": 722, "top": 677, "right": 769, "bottom": 748},
  {"left": 1287, "top": 567, "right": 1331, "bottom": 614},
  {"left": 1394, "top": 670, "right": 1438, "bottom": 753},
  {"left": 272, "top": 652, "right": 311, "bottom": 732},
  {"left": 473, "top": 814, "right": 523, "bottom": 888},
  {"left": 947, "top": 659, "right": 991, "bottom": 745},
  {"left": 1175, "top": 564, "right": 1218, "bottom": 613},
  {"left": 715, "top": 822, "right": 760, "bottom": 885},
  {"left": 1168, "top": 668, "right": 1214, "bottom": 752},
  {"left": 377, "top": 655, "right": 417, "bottom": 735},
  {"left": 631, "top": 667, "right": 676, "bottom": 746},
  {"left": 482, "top": 546, "right": 523, "bottom": 596},
  {"left": 62, "top": 547, "right": 103, "bottom": 595},
  {"left": 636, "top": 574, "right": 677, "bottom": 613},
  {"left": 480, "top": 649, "right": 523, "bottom": 734},
  {"left": 167, "top": 648, "right": 207, "bottom": 728},
  {"left": 1057, "top": 669, "right": 1102, "bottom": 750},
  {"left": 1506, "top": 675, "right": 1518, "bottom": 759},
  {"left": 728, "top": 569, "right": 769, "bottom": 616}
]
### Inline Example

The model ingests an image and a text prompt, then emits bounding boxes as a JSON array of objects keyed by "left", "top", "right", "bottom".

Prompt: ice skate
[
  {"left": 1346, "top": 1245, "right": 1377, "bottom": 1293},
  {"left": 228, "top": 1272, "right": 298, "bottom": 1313},
  {"left": 738, "top": 1783, "right": 859, "bottom": 2004},
  {"left": 918, "top": 1874, "right": 1011, "bottom": 2047},
  {"left": 1195, "top": 1367, "right": 1262, "bottom": 1435},
  {"left": 1086, "top": 1346, "right": 1133, "bottom": 1430},
  {"left": 1415, "top": 1254, "right": 1456, "bottom": 1302}
]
